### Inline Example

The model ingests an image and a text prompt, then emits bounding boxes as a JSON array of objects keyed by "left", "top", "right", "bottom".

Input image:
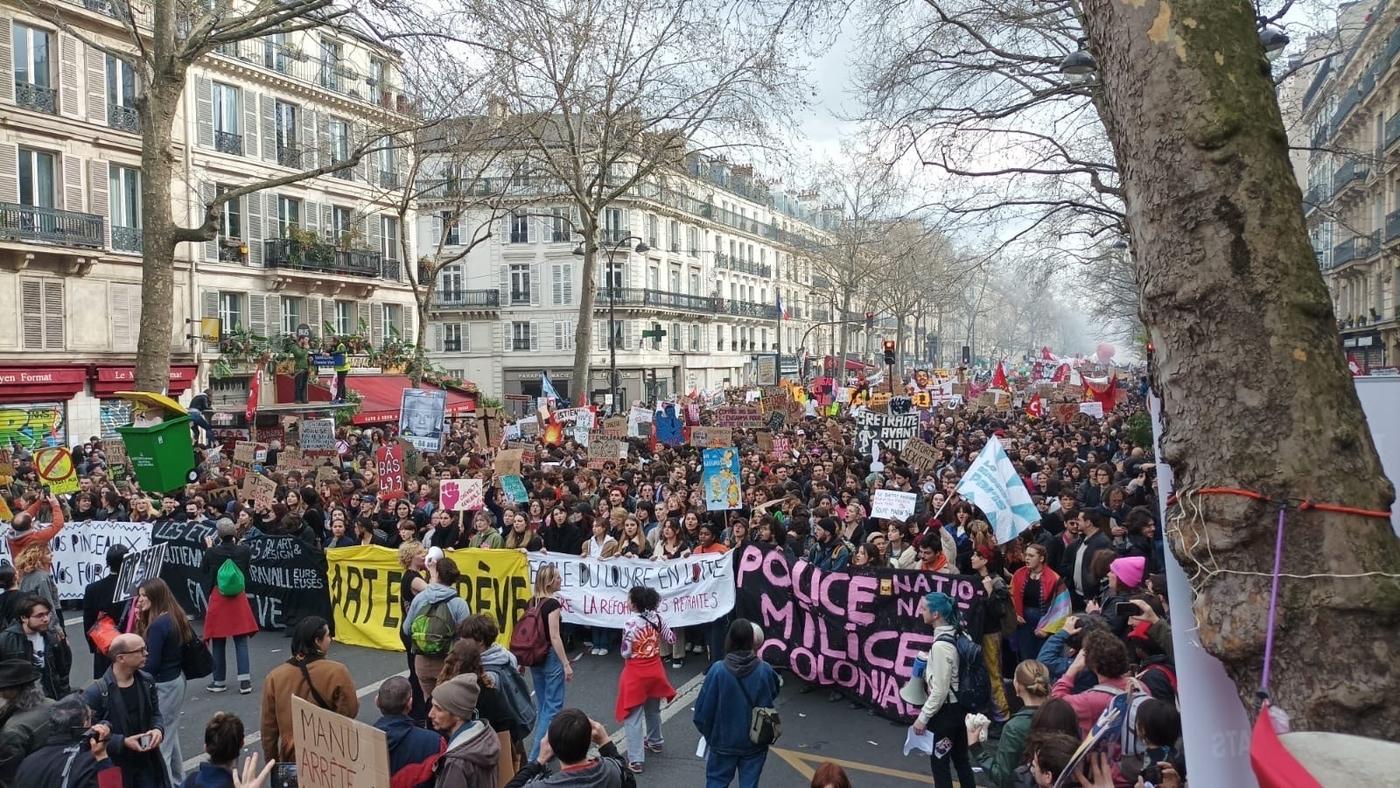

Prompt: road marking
[
  {"left": 181, "top": 669, "right": 410, "bottom": 772},
  {"left": 607, "top": 669, "right": 707, "bottom": 754},
  {"left": 770, "top": 746, "right": 934, "bottom": 783}
]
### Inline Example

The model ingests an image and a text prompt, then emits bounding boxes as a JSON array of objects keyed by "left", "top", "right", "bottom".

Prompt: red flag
[
  {"left": 991, "top": 361, "right": 1008, "bottom": 390},
  {"left": 1032, "top": 361, "right": 1044, "bottom": 380},
  {"left": 245, "top": 362, "right": 262, "bottom": 422},
  {"left": 1026, "top": 393, "right": 1044, "bottom": 419},
  {"left": 1084, "top": 374, "right": 1118, "bottom": 411},
  {"left": 1347, "top": 353, "right": 1367, "bottom": 376},
  {"left": 1251, "top": 701, "right": 1321, "bottom": 788},
  {"left": 1040, "top": 346, "right": 1055, "bottom": 361},
  {"left": 1052, "top": 363, "right": 1070, "bottom": 383}
]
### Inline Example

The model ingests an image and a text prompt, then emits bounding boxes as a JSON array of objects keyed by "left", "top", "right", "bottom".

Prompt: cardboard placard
[
  {"left": 766, "top": 410, "right": 786, "bottom": 431},
  {"left": 494, "top": 448, "right": 524, "bottom": 479},
  {"left": 375, "top": 444, "right": 404, "bottom": 499},
  {"left": 111, "top": 542, "right": 169, "bottom": 603},
  {"left": 103, "top": 439, "right": 129, "bottom": 472},
  {"left": 713, "top": 404, "right": 764, "bottom": 429},
  {"left": 233, "top": 441, "right": 257, "bottom": 466},
  {"left": 770, "top": 437, "right": 790, "bottom": 458},
  {"left": 902, "top": 437, "right": 940, "bottom": 471},
  {"left": 315, "top": 465, "right": 340, "bottom": 485},
  {"left": 279, "top": 447, "right": 306, "bottom": 468},
  {"left": 827, "top": 421, "right": 843, "bottom": 445},
  {"left": 588, "top": 438, "right": 625, "bottom": 462},
  {"left": 292, "top": 695, "right": 390, "bottom": 788},
  {"left": 756, "top": 430, "right": 773, "bottom": 453},
  {"left": 689, "top": 426, "right": 734, "bottom": 448},
  {"left": 602, "top": 416, "right": 628, "bottom": 439},
  {"left": 299, "top": 418, "right": 336, "bottom": 451},
  {"left": 242, "top": 473, "right": 278, "bottom": 511}
]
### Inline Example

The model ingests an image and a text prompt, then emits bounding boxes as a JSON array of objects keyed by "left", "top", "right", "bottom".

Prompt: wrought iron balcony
[
  {"left": 331, "top": 164, "right": 355, "bottom": 181},
  {"left": 263, "top": 238, "right": 382, "bottom": 277},
  {"left": 1387, "top": 113, "right": 1400, "bottom": 151},
  {"left": 214, "top": 130, "right": 243, "bottom": 155},
  {"left": 378, "top": 171, "right": 402, "bottom": 190},
  {"left": 15, "top": 82, "right": 56, "bottom": 114},
  {"left": 1332, "top": 160, "right": 1367, "bottom": 196},
  {"left": 511, "top": 338, "right": 531, "bottom": 351},
  {"left": 600, "top": 228, "right": 634, "bottom": 245},
  {"left": 813, "top": 307, "right": 831, "bottom": 322},
  {"left": 0, "top": 204, "right": 104, "bottom": 248},
  {"left": 432, "top": 289, "right": 500, "bottom": 309},
  {"left": 1387, "top": 210, "right": 1400, "bottom": 243},
  {"left": 1332, "top": 237, "right": 1360, "bottom": 268},
  {"left": 382, "top": 258, "right": 402, "bottom": 281},
  {"left": 595, "top": 287, "right": 718, "bottom": 314},
  {"left": 722, "top": 298, "right": 781, "bottom": 319},
  {"left": 1365, "top": 229, "right": 1382, "bottom": 259},
  {"left": 112, "top": 225, "right": 142, "bottom": 253},
  {"left": 509, "top": 290, "right": 531, "bottom": 305},
  {"left": 713, "top": 253, "right": 773, "bottom": 278},
  {"left": 811, "top": 274, "right": 831, "bottom": 290},
  {"left": 1303, "top": 183, "right": 1324, "bottom": 213},
  {"left": 276, "top": 145, "right": 302, "bottom": 168},
  {"left": 108, "top": 103, "right": 139, "bottom": 132}
]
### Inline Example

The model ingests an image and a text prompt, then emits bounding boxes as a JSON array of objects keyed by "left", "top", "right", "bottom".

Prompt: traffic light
[
  {"left": 883, "top": 339, "right": 896, "bottom": 366},
  {"left": 865, "top": 311, "right": 875, "bottom": 331}
]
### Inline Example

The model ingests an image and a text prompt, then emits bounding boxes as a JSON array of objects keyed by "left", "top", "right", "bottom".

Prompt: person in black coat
[
  {"left": 82, "top": 545, "right": 131, "bottom": 680},
  {"left": 83, "top": 633, "right": 169, "bottom": 788},
  {"left": 14, "top": 694, "right": 121, "bottom": 788},
  {"left": 0, "top": 596, "right": 70, "bottom": 700},
  {"left": 1060, "top": 508, "right": 1114, "bottom": 612}
]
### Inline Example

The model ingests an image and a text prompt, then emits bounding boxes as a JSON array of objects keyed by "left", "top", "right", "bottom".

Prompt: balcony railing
[
  {"left": 1303, "top": 183, "right": 1324, "bottom": 212},
  {"left": 813, "top": 307, "right": 831, "bottom": 321},
  {"left": 509, "top": 290, "right": 531, "bottom": 305},
  {"left": 714, "top": 253, "right": 773, "bottom": 278},
  {"left": 214, "top": 130, "right": 243, "bottom": 155},
  {"left": 0, "top": 204, "right": 104, "bottom": 248},
  {"left": 432, "top": 290, "right": 500, "bottom": 308},
  {"left": 511, "top": 338, "right": 531, "bottom": 351},
  {"left": 276, "top": 145, "right": 302, "bottom": 168},
  {"left": 789, "top": 305, "right": 803, "bottom": 320},
  {"left": 206, "top": 36, "right": 403, "bottom": 111},
  {"left": 723, "top": 299, "right": 781, "bottom": 319},
  {"left": 1332, "top": 237, "right": 1360, "bottom": 268},
  {"left": 1389, "top": 114, "right": 1400, "bottom": 151},
  {"left": 1332, "top": 160, "right": 1367, "bottom": 196},
  {"left": 112, "top": 225, "right": 142, "bottom": 253},
  {"left": 382, "top": 258, "right": 402, "bottom": 281},
  {"left": 1365, "top": 229, "right": 1382, "bottom": 259},
  {"left": 811, "top": 274, "right": 831, "bottom": 290},
  {"left": 600, "top": 228, "right": 634, "bottom": 245},
  {"left": 1387, "top": 210, "right": 1400, "bottom": 242},
  {"left": 108, "top": 103, "right": 139, "bottom": 132},
  {"left": 15, "top": 82, "right": 56, "bottom": 114},
  {"left": 378, "top": 171, "right": 402, "bottom": 190},
  {"left": 263, "top": 238, "right": 382, "bottom": 277},
  {"left": 595, "top": 287, "right": 719, "bottom": 314}
]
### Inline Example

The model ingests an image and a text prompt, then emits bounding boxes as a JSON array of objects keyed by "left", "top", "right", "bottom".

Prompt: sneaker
[
  {"left": 206, "top": 683, "right": 227, "bottom": 694},
  {"left": 239, "top": 679, "right": 253, "bottom": 695},
  {"left": 671, "top": 660, "right": 684, "bottom": 670},
  {"left": 597, "top": 648, "right": 609, "bottom": 656},
  {"left": 645, "top": 741, "right": 664, "bottom": 753},
  {"left": 628, "top": 763, "right": 644, "bottom": 774}
]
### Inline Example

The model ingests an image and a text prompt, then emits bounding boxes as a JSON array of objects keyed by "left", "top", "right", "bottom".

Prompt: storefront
[
  {"left": 1343, "top": 329, "right": 1387, "bottom": 372},
  {"left": 90, "top": 365, "right": 199, "bottom": 438},
  {"left": 0, "top": 367, "right": 86, "bottom": 450}
]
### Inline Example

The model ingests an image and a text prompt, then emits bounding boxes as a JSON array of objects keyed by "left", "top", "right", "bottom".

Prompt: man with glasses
[
  {"left": 83, "top": 633, "right": 166, "bottom": 788},
  {"left": 0, "top": 596, "right": 69, "bottom": 700}
]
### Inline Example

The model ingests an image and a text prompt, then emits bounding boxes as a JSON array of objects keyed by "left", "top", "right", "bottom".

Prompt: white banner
[
  {"left": 870, "top": 489, "right": 917, "bottom": 522},
  {"left": 0, "top": 520, "right": 152, "bottom": 600},
  {"left": 526, "top": 552, "right": 735, "bottom": 628}
]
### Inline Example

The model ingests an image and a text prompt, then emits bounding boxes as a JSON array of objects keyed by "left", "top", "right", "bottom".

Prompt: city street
[{"left": 60, "top": 615, "right": 940, "bottom": 786}]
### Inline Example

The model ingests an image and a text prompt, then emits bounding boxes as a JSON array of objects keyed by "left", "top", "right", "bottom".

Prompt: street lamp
[
  {"left": 575, "top": 234, "right": 648, "bottom": 411},
  {"left": 1060, "top": 40, "right": 1097, "bottom": 76}
]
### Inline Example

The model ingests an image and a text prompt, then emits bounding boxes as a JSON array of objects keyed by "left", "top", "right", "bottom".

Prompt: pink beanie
[{"left": 1110, "top": 556, "right": 1146, "bottom": 589}]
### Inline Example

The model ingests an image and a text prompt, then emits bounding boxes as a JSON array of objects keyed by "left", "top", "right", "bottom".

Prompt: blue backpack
[{"left": 935, "top": 631, "right": 991, "bottom": 712}]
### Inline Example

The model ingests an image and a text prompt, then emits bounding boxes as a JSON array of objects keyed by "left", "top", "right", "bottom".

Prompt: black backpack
[{"left": 935, "top": 631, "right": 991, "bottom": 711}]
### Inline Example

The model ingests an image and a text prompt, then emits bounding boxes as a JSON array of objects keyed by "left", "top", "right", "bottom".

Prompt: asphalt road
[{"left": 61, "top": 615, "right": 952, "bottom": 786}]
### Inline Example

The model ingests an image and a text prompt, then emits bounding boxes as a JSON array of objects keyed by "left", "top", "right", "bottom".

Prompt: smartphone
[
  {"left": 1114, "top": 601, "right": 1140, "bottom": 618},
  {"left": 273, "top": 762, "right": 299, "bottom": 788},
  {"left": 137, "top": 733, "right": 153, "bottom": 750}
]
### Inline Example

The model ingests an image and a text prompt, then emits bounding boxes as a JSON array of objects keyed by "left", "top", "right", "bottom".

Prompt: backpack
[
  {"left": 409, "top": 600, "right": 456, "bottom": 656},
  {"left": 181, "top": 635, "right": 214, "bottom": 680},
  {"left": 1088, "top": 678, "right": 1151, "bottom": 760},
  {"left": 508, "top": 600, "right": 552, "bottom": 667},
  {"left": 934, "top": 631, "right": 991, "bottom": 712},
  {"left": 485, "top": 663, "right": 537, "bottom": 735},
  {"left": 216, "top": 558, "right": 246, "bottom": 596}
]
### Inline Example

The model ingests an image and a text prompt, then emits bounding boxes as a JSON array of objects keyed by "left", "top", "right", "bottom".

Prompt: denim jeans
[
  {"left": 155, "top": 676, "right": 186, "bottom": 784},
  {"left": 209, "top": 635, "right": 250, "bottom": 685},
  {"left": 705, "top": 749, "right": 767, "bottom": 787},
  {"left": 590, "top": 626, "right": 616, "bottom": 650},
  {"left": 622, "top": 697, "right": 662, "bottom": 764},
  {"left": 528, "top": 650, "right": 566, "bottom": 762}
]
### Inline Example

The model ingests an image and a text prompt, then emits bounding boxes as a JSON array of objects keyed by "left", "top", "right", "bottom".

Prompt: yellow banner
[{"left": 327, "top": 546, "right": 531, "bottom": 652}]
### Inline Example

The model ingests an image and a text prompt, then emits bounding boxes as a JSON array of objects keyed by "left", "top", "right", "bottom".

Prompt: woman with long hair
[
  {"left": 15, "top": 544, "right": 61, "bottom": 629},
  {"left": 437, "top": 638, "right": 525, "bottom": 761},
  {"left": 525, "top": 564, "right": 572, "bottom": 762},
  {"left": 260, "top": 617, "right": 358, "bottom": 762},
  {"left": 396, "top": 541, "right": 429, "bottom": 723},
  {"left": 1011, "top": 543, "right": 1062, "bottom": 662},
  {"left": 504, "top": 512, "right": 542, "bottom": 552},
  {"left": 618, "top": 517, "right": 649, "bottom": 557},
  {"left": 135, "top": 577, "right": 196, "bottom": 784},
  {"left": 615, "top": 586, "right": 675, "bottom": 774}
]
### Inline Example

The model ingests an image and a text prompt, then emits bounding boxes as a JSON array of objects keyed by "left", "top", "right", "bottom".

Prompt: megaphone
[{"left": 899, "top": 674, "right": 928, "bottom": 706}]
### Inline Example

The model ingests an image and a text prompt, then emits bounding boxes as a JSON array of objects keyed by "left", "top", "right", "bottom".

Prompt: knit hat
[
  {"left": 433, "top": 674, "right": 481, "bottom": 719},
  {"left": 1110, "top": 556, "right": 1147, "bottom": 589}
]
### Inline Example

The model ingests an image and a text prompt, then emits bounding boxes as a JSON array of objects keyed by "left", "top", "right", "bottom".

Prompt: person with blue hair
[{"left": 912, "top": 592, "right": 976, "bottom": 788}]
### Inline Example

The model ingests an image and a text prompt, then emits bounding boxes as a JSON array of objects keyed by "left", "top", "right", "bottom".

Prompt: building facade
[
  {"left": 421, "top": 153, "right": 844, "bottom": 406},
  {"left": 0, "top": 0, "right": 417, "bottom": 445},
  {"left": 1299, "top": 0, "right": 1400, "bottom": 371}
]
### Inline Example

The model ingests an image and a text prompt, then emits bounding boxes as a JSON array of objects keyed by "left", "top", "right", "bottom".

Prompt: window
[
  {"left": 369, "top": 56, "right": 388, "bottom": 105},
  {"left": 549, "top": 208, "right": 569, "bottom": 242},
  {"left": 761, "top": 328, "right": 768, "bottom": 350},
  {"left": 439, "top": 211, "right": 460, "bottom": 245},
  {"left": 381, "top": 215, "right": 400, "bottom": 261},
  {"left": 509, "top": 212, "right": 529, "bottom": 243},
  {"left": 554, "top": 321, "right": 574, "bottom": 351},
  {"left": 377, "top": 146, "right": 397, "bottom": 189},
  {"left": 264, "top": 31, "right": 291, "bottom": 73},
  {"left": 443, "top": 323, "right": 463, "bottom": 352},
  {"left": 668, "top": 267, "right": 680, "bottom": 293},
  {"left": 689, "top": 271, "right": 700, "bottom": 296},
  {"left": 12, "top": 24, "right": 54, "bottom": 113},
  {"left": 670, "top": 322, "right": 681, "bottom": 351},
  {"left": 647, "top": 266, "right": 659, "bottom": 291},
  {"left": 647, "top": 214, "right": 659, "bottom": 247},
  {"left": 333, "top": 300, "right": 351, "bottom": 335},
  {"left": 109, "top": 166, "right": 141, "bottom": 252},
  {"left": 604, "top": 207, "right": 623, "bottom": 241},
  {"left": 17, "top": 148, "right": 56, "bottom": 208},
  {"left": 319, "top": 37, "right": 343, "bottom": 90},
  {"left": 275, "top": 101, "right": 299, "bottom": 167},
  {"left": 106, "top": 54, "right": 137, "bottom": 131},
  {"left": 604, "top": 262, "right": 624, "bottom": 294},
  {"left": 216, "top": 185, "right": 241, "bottom": 241},
  {"left": 219, "top": 292, "right": 243, "bottom": 332},
  {"left": 281, "top": 296, "right": 302, "bottom": 334},
  {"left": 715, "top": 324, "right": 725, "bottom": 351},
  {"left": 277, "top": 195, "right": 300, "bottom": 237},
  {"left": 20, "top": 278, "right": 63, "bottom": 350},
  {"left": 687, "top": 227, "right": 699, "bottom": 256},
  {"left": 331, "top": 205, "right": 352, "bottom": 242},
  {"left": 690, "top": 324, "right": 700, "bottom": 352},
  {"left": 382, "top": 304, "right": 403, "bottom": 341},
  {"left": 212, "top": 83, "right": 241, "bottom": 154},
  {"left": 509, "top": 264, "right": 530, "bottom": 304},
  {"left": 511, "top": 321, "right": 531, "bottom": 351},
  {"left": 669, "top": 219, "right": 680, "bottom": 252},
  {"left": 552, "top": 264, "right": 573, "bottom": 305},
  {"left": 439, "top": 265, "right": 463, "bottom": 300},
  {"left": 328, "top": 118, "right": 351, "bottom": 177}
]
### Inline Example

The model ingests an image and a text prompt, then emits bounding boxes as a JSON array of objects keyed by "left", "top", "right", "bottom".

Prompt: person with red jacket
[
  {"left": 6, "top": 493, "right": 65, "bottom": 563},
  {"left": 373, "top": 676, "right": 446, "bottom": 788},
  {"left": 1010, "top": 543, "right": 1063, "bottom": 661}
]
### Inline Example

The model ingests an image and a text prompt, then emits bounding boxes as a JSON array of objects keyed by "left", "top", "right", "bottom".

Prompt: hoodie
[
  {"left": 503, "top": 742, "right": 633, "bottom": 788},
  {"left": 375, "top": 714, "right": 446, "bottom": 788},
  {"left": 480, "top": 643, "right": 519, "bottom": 673},
  {"left": 432, "top": 721, "right": 499, "bottom": 788},
  {"left": 692, "top": 652, "right": 780, "bottom": 756},
  {"left": 402, "top": 584, "right": 472, "bottom": 638}
]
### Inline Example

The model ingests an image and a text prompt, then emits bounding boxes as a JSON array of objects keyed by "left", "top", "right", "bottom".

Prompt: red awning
[
  {"left": 91, "top": 365, "right": 199, "bottom": 398},
  {"left": 346, "top": 376, "right": 476, "bottom": 424},
  {"left": 0, "top": 367, "right": 87, "bottom": 403}
]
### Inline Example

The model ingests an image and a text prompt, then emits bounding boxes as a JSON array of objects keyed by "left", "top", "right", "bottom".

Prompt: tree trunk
[
  {"left": 1081, "top": 0, "right": 1400, "bottom": 736},
  {"left": 570, "top": 221, "right": 599, "bottom": 405},
  {"left": 133, "top": 77, "right": 185, "bottom": 393},
  {"left": 838, "top": 289, "right": 852, "bottom": 383}
]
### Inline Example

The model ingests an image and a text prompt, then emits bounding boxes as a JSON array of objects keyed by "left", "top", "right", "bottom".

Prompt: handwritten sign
[
  {"left": 315, "top": 465, "right": 340, "bottom": 486},
  {"left": 233, "top": 441, "right": 257, "bottom": 466},
  {"left": 440, "top": 479, "right": 484, "bottom": 512},
  {"left": 292, "top": 695, "right": 390, "bottom": 788},
  {"left": 112, "top": 542, "right": 168, "bottom": 603},
  {"left": 299, "top": 418, "right": 336, "bottom": 451},
  {"left": 602, "top": 416, "right": 628, "bottom": 439},
  {"left": 494, "top": 448, "right": 523, "bottom": 479},
  {"left": 501, "top": 474, "right": 528, "bottom": 504},
  {"left": 689, "top": 426, "right": 733, "bottom": 448},
  {"left": 902, "top": 438, "right": 940, "bottom": 471},
  {"left": 588, "top": 438, "right": 625, "bottom": 462},
  {"left": 870, "top": 489, "right": 918, "bottom": 522},
  {"left": 375, "top": 444, "right": 404, "bottom": 499},
  {"left": 242, "top": 473, "right": 278, "bottom": 511},
  {"left": 713, "top": 405, "right": 763, "bottom": 429}
]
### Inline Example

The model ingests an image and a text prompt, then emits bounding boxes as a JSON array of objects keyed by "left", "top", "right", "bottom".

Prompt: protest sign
[
  {"left": 375, "top": 444, "right": 404, "bottom": 499},
  {"left": 654, "top": 405, "right": 684, "bottom": 446},
  {"left": 156, "top": 519, "right": 331, "bottom": 629},
  {"left": 440, "top": 479, "right": 484, "bottom": 512},
  {"left": 588, "top": 438, "right": 625, "bottom": 463},
  {"left": 572, "top": 423, "right": 591, "bottom": 447},
  {"left": 399, "top": 388, "right": 447, "bottom": 452},
  {"left": 103, "top": 440, "right": 129, "bottom": 477},
  {"left": 0, "top": 520, "right": 152, "bottom": 600},
  {"left": 602, "top": 416, "right": 628, "bottom": 438},
  {"left": 1078, "top": 401, "right": 1105, "bottom": 419},
  {"left": 516, "top": 417, "right": 540, "bottom": 440},
  {"left": 870, "top": 489, "right": 917, "bottom": 522},
  {"left": 689, "top": 426, "right": 733, "bottom": 448},
  {"left": 34, "top": 447, "right": 79, "bottom": 495},
  {"left": 315, "top": 465, "right": 340, "bottom": 486},
  {"left": 299, "top": 418, "right": 336, "bottom": 451},
  {"left": 292, "top": 695, "right": 391, "bottom": 788},
  {"left": 901, "top": 437, "right": 940, "bottom": 471},
  {"left": 755, "top": 430, "right": 773, "bottom": 453},
  {"left": 734, "top": 544, "right": 986, "bottom": 720},
  {"left": 766, "top": 410, "right": 786, "bottom": 431},
  {"left": 526, "top": 552, "right": 734, "bottom": 628},
  {"left": 0, "top": 450, "right": 12, "bottom": 481},
  {"left": 242, "top": 473, "right": 278, "bottom": 511},
  {"left": 493, "top": 448, "right": 523, "bottom": 479},
  {"left": 770, "top": 437, "right": 790, "bottom": 459},
  {"left": 702, "top": 447, "right": 742, "bottom": 511},
  {"left": 854, "top": 410, "right": 919, "bottom": 456},
  {"left": 112, "top": 542, "right": 168, "bottom": 603},
  {"left": 712, "top": 405, "right": 763, "bottom": 429},
  {"left": 501, "top": 474, "right": 528, "bottom": 503},
  {"left": 233, "top": 441, "right": 257, "bottom": 466},
  {"left": 327, "top": 545, "right": 527, "bottom": 651},
  {"left": 279, "top": 447, "right": 306, "bottom": 469}
]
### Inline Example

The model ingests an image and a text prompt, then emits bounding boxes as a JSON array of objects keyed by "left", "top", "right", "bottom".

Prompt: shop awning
[
  {"left": 0, "top": 367, "right": 87, "bottom": 404},
  {"left": 91, "top": 365, "right": 199, "bottom": 398},
  {"left": 272, "top": 374, "right": 477, "bottom": 425}
]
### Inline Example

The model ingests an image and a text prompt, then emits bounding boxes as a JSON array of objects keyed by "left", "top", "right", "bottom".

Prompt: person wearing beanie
[
  {"left": 912, "top": 591, "right": 976, "bottom": 788},
  {"left": 82, "top": 544, "right": 130, "bottom": 679},
  {"left": 199, "top": 517, "right": 258, "bottom": 694},
  {"left": 429, "top": 674, "right": 500, "bottom": 788},
  {"left": 805, "top": 517, "right": 851, "bottom": 572}
]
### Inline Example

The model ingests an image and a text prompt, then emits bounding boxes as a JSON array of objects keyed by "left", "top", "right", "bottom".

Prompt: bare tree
[{"left": 866, "top": 220, "right": 957, "bottom": 372}]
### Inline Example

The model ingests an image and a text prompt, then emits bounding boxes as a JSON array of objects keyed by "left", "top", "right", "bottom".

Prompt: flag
[
  {"left": 1040, "top": 346, "right": 1055, "bottom": 361},
  {"left": 990, "top": 361, "right": 1008, "bottom": 390},
  {"left": 1052, "top": 363, "right": 1070, "bottom": 383},
  {"left": 776, "top": 292, "right": 789, "bottom": 320},
  {"left": 1252, "top": 701, "right": 1321, "bottom": 788},
  {"left": 540, "top": 371, "right": 561, "bottom": 401},
  {"left": 245, "top": 362, "right": 262, "bottom": 422},
  {"left": 1035, "top": 584, "right": 1072, "bottom": 634},
  {"left": 1026, "top": 393, "right": 1044, "bottom": 419},
  {"left": 955, "top": 435, "right": 1041, "bottom": 544},
  {"left": 1084, "top": 374, "right": 1118, "bottom": 411}
]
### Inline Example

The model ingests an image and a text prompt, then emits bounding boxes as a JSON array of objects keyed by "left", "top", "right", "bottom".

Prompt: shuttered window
[{"left": 21, "top": 278, "right": 64, "bottom": 350}]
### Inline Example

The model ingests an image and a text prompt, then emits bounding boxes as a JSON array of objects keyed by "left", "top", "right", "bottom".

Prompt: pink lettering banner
[{"left": 526, "top": 552, "right": 735, "bottom": 628}]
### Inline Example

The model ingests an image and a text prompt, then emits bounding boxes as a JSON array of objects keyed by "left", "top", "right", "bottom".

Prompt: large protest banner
[
  {"left": 854, "top": 409, "right": 919, "bottom": 456},
  {"left": 327, "top": 546, "right": 529, "bottom": 652},
  {"left": 733, "top": 543, "right": 985, "bottom": 721},
  {"left": 154, "top": 519, "right": 332, "bottom": 630},
  {"left": 0, "top": 521, "right": 151, "bottom": 600},
  {"left": 526, "top": 553, "right": 734, "bottom": 629}
]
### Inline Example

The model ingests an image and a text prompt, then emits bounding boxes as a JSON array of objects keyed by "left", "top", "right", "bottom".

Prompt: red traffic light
[{"left": 883, "top": 339, "right": 896, "bottom": 351}]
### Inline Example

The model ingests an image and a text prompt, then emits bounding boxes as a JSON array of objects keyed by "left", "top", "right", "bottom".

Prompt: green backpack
[
  {"left": 216, "top": 558, "right": 246, "bottom": 596},
  {"left": 410, "top": 600, "right": 456, "bottom": 656}
]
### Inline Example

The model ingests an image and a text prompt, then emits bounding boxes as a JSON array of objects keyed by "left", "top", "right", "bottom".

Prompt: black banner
[
  {"left": 733, "top": 543, "right": 985, "bottom": 721},
  {"left": 153, "top": 519, "right": 332, "bottom": 631}
]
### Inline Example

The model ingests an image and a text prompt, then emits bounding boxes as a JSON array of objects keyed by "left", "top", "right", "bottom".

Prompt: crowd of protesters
[{"left": 0, "top": 362, "right": 1185, "bottom": 788}]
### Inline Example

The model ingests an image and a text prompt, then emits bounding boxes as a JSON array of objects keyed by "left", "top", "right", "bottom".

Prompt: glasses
[{"left": 115, "top": 647, "right": 149, "bottom": 657}]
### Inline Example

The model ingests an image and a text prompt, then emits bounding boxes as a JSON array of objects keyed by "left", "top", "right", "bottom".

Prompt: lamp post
[{"left": 575, "top": 234, "right": 648, "bottom": 412}]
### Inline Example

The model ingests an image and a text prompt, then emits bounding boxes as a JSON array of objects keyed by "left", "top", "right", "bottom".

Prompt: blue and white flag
[
  {"left": 540, "top": 371, "right": 562, "bottom": 402},
  {"left": 955, "top": 436, "right": 1041, "bottom": 544}
]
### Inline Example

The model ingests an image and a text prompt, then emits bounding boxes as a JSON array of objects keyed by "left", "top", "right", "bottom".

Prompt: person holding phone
[{"left": 84, "top": 632, "right": 169, "bottom": 788}]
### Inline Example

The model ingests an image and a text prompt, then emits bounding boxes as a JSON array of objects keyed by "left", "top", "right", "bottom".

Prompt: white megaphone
[{"left": 899, "top": 674, "right": 928, "bottom": 706}]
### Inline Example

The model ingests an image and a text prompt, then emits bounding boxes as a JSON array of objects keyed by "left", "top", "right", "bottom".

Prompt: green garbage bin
[{"left": 116, "top": 416, "right": 199, "bottom": 493}]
